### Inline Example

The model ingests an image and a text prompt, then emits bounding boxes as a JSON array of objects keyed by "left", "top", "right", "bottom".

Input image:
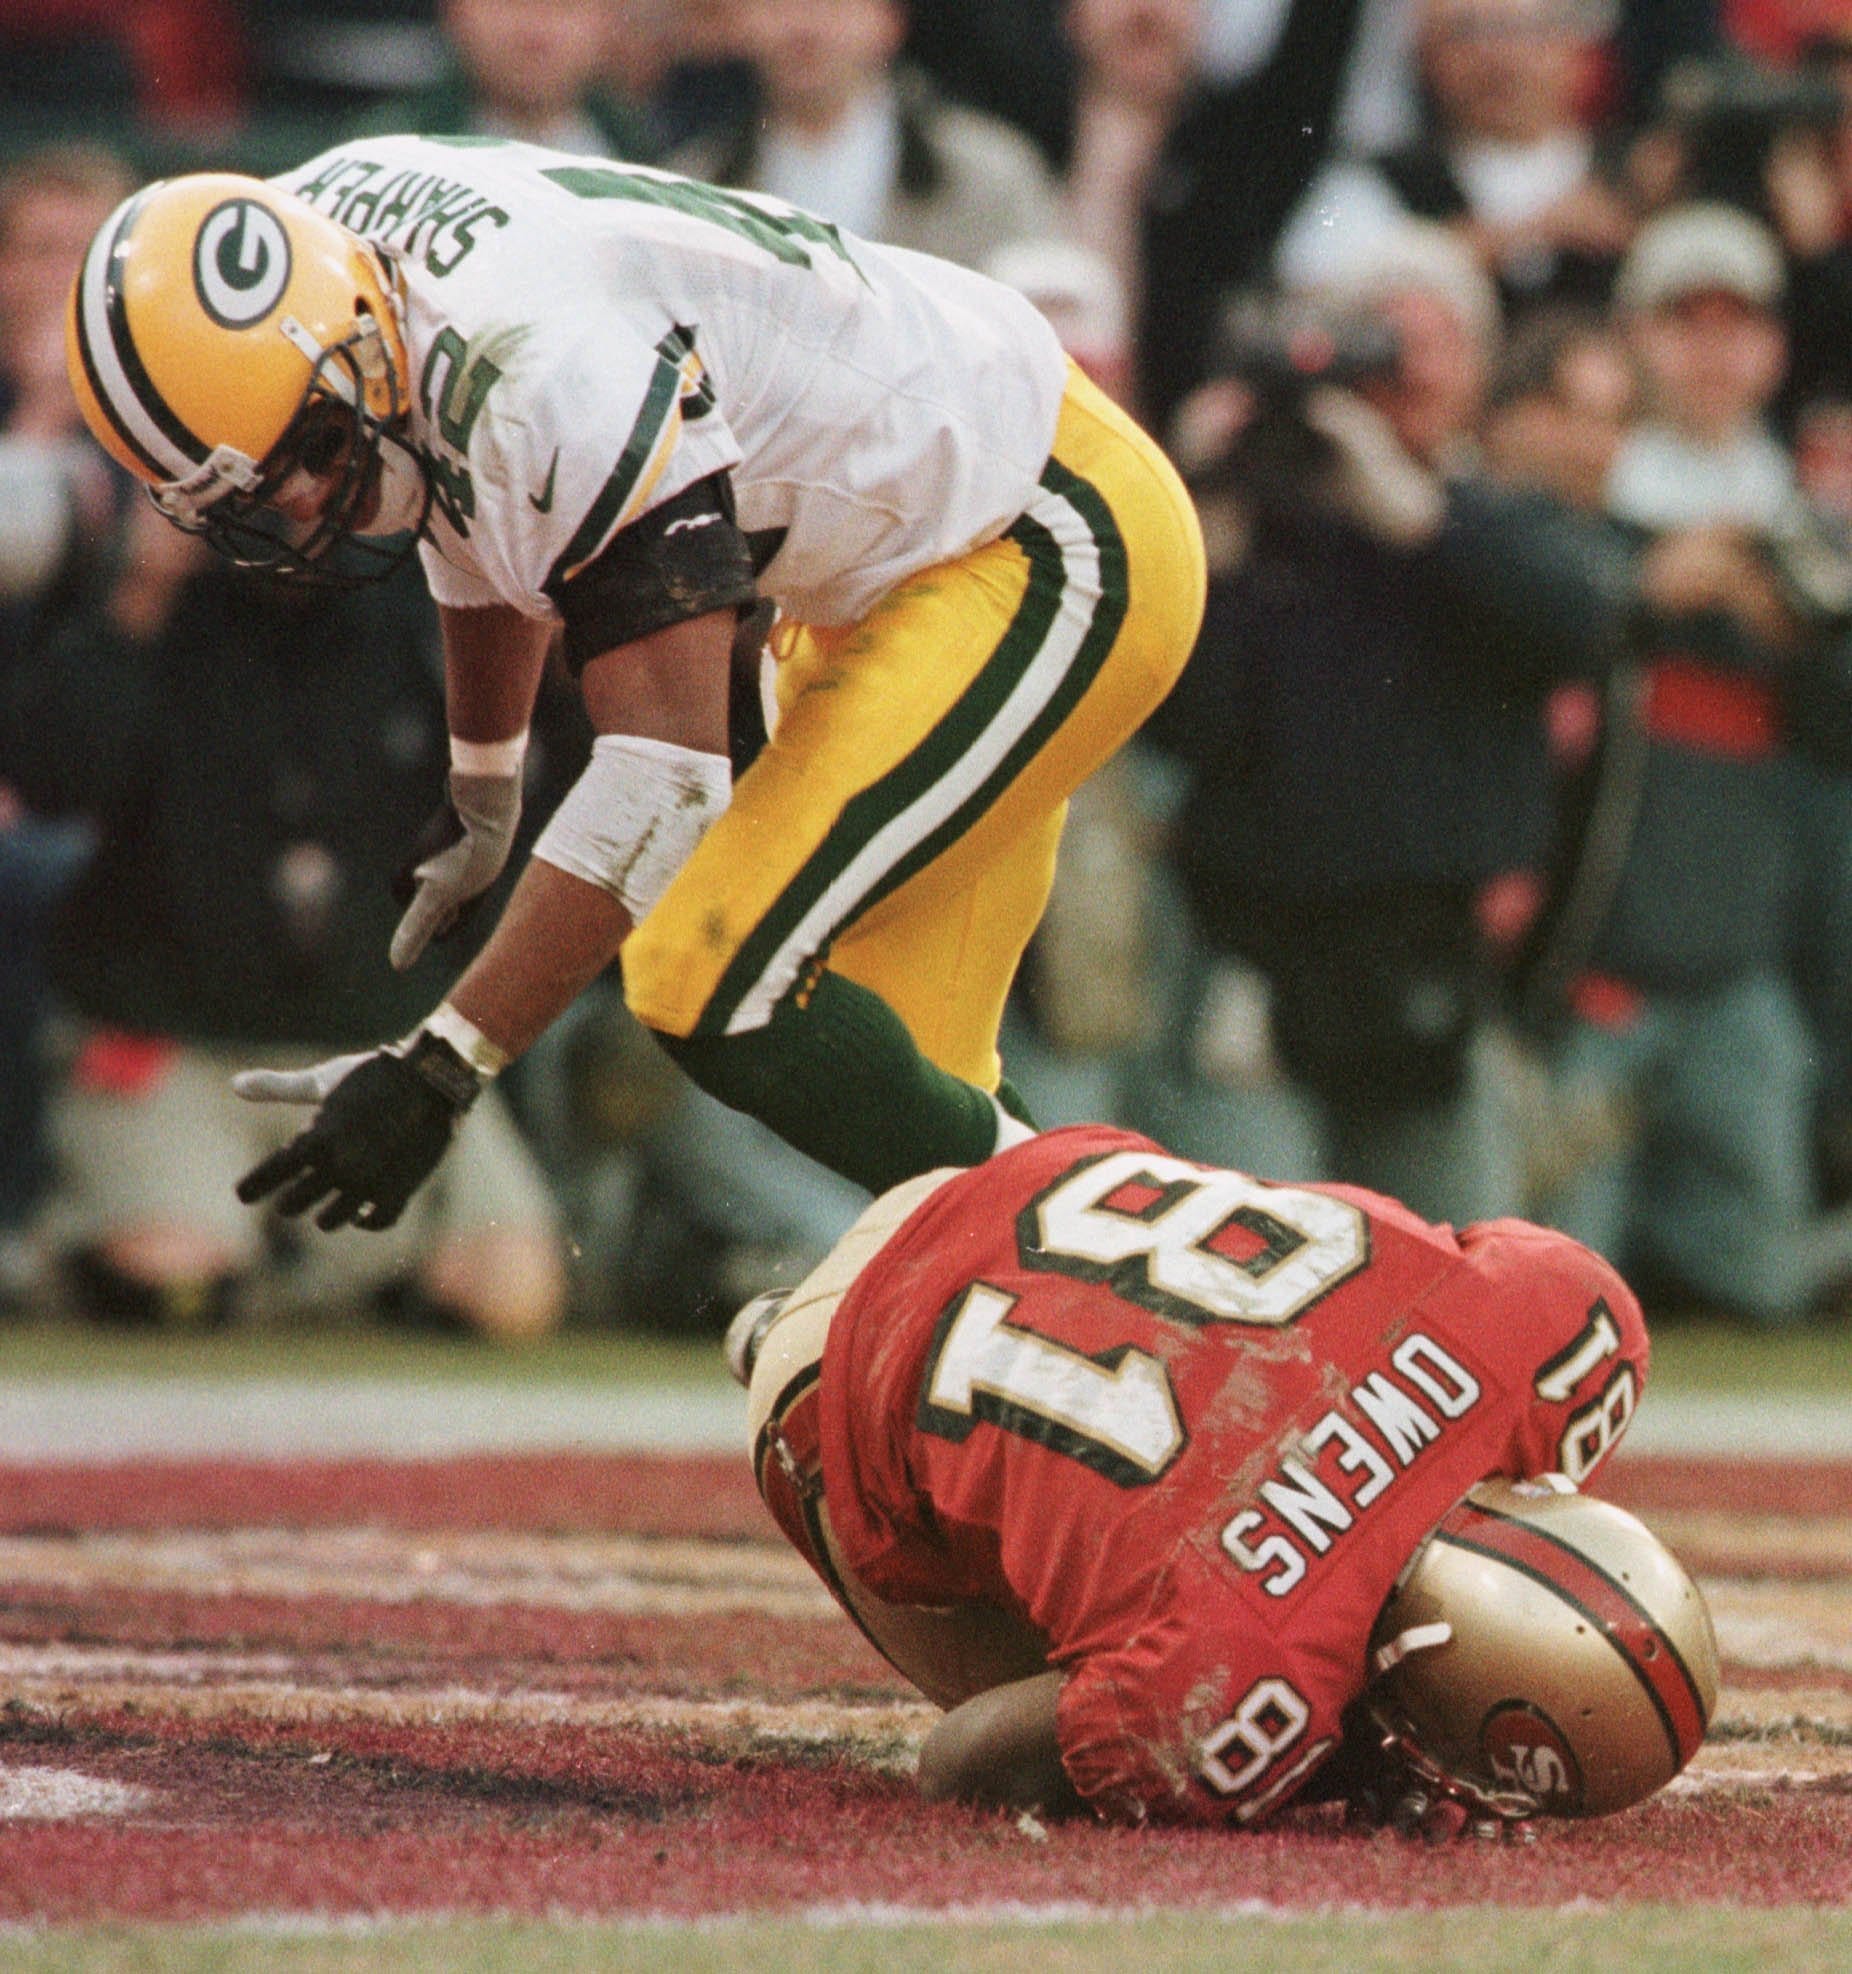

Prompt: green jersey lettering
[
  {"left": 416, "top": 327, "right": 505, "bottom": 539},
  {"left": 541, "top": 164, "right": 863, "bottom": 277}
]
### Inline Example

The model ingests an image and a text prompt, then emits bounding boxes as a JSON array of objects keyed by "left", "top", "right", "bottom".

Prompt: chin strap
[{"left": 1369, "top": 1620, "right": 1452, "bottom": 1678}]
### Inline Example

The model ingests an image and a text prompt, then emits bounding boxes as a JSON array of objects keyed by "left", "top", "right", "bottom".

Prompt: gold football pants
[{"left": 622, "top": 362, "right": 1206, "bottom": 1092}]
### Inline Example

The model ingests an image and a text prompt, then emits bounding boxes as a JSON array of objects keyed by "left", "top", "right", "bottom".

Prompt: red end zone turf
[
  {"left": 0, "top": 1449, "right": 1849, "bottom": 1921},
  {"left": 0, "top": 1448, "right": 1799, "bottom": 1534},
  {"left": 0, "top": 1452, "right": 765, "bottom": 1539}
]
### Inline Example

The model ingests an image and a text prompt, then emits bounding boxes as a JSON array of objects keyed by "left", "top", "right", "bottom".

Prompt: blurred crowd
[{"left": 7, "top": 0, "right": 1852, "bottom": 1339}]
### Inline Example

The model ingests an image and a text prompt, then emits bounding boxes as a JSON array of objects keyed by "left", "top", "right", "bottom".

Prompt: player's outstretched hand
[
  {"left": 1348, "top": 1774, "right": 1538, "bottom": 1846},
  {"left": 233, "top": 1033, "right": 482, "bottom": 1231},
  {"left": 389, "top": 769, "right": 523, "bottom": 970},
  {"left": 1342, "top": 1737, "right": 1532, "bottom": 1839}
]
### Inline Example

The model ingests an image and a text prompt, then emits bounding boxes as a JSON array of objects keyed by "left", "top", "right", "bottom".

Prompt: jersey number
[
  {"left": 1533, "top": 1298, "right": 1635, "bottom": 1480},
  {"left": 1022, "top": 1150, "right": 1370, "bottom": 1328},
  {"left": 919, "top": 1157, "right": 1370, "bottom": 1486},
  {"left": 417, "top": 326, "right": 502, "bottom": 535},
  {"left": 919, "top": 1282, "right": 1185, "bottom": 1487},
  {"left": 543, "top": 165, "right": 861, "bottom": 274},
  {"left": 1199, "top": 1676, "right": 1338, "bottom": 1820}
]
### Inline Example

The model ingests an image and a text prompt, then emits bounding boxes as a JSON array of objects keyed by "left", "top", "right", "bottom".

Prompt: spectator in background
[
  {"left": 0, "top": 143, "right": 133, "bottom": 1310},
  {"left": 0, "top": 1, "right": 247, "bottom": 168},
  {"left": 900, "top": 0, "right": 1073, "bottom": 168},
  {"left": 352, "top": 0, "right": 660, "bottom": 160},
  {"left": 608, "top": 0, "right": 758, "bottom": 150},
  {"left": 1478, "top": 312, "right": 1644, "bottom": 1012},
  {"left": 1476, "top": 308, "right": 1653, "bottom": 1201},
  {"left": 904, "top": 0, "right": 1390, "bottom": 438},
  {"left": 1482, "top": 304, "right": 1644, "bottom": 512},
  {"left": 1136, "top": 223, "right": 1629, "bottom": 1226},
  {"left": 0, "top": 145, "right": 135, "bottom": 446},
  {"left": 1748, "top": 28, "right": 1852, "bottom": 414},
  {"left": 668, "top": 0, "right": 1062, "bottom": 268},
  {"left": 0, "top": 513, "right": 575, "bottom": 1343},
  {"left": 1061, "top": 0, "right": 1210, "bottom": 338},
  {"left": 1128, "top": 0, "right": 1378, "bottom": 437},
  {"left": 1528, "top": 201, "right": 1852, "bottom": 1323},
  {"left": 1331, "top": 0, "right": 1639, "bottom": 326}
]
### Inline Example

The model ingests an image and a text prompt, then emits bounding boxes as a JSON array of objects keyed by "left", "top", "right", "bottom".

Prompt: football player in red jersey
[{"left": 728, "top": 1123, "right": 1718, "bottom": 1831}]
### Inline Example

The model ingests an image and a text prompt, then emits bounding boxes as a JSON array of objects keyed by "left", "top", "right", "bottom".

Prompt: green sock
[
  {"left": 656, "top": 970, "right": 1005, "bottom": 1195},
  {"left": 996, "top": 1076, "right": 1039, "bottom": 1129}
]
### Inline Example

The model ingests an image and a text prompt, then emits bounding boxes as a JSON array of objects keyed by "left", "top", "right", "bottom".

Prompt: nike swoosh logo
[{"left": 529, "top": 451, "right": 559, "bottom": 513}]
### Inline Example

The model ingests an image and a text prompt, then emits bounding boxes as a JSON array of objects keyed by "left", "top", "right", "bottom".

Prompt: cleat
[{"left": 724, "top": 1289, "right": 792, "bottom": 1388}]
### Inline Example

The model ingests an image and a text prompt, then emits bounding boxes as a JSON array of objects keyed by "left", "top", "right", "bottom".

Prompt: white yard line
[
  {"left": 1624, "top": 1392, "right": 1852, "bottom": 1458},
  {"left": 0, "top": 1767, "right": 158, "bottom": 1820},
  {"left": 0, "top": 1379, "right": 1847, "bottom": 1463},
  {"left": 0, "top": 1526, "right": 833, "bottom": 1616},
  {"left": 0, "top": 1378, "right": 747, "bottom": 1461}
]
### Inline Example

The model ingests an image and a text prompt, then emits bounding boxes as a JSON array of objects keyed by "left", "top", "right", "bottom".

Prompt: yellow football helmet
[
  {"left": 65, "top": 172, "right": 428, "bottom": 582},
  {"left": 1367, "top": 1473, "right": 1718, "bottom": 1820}
]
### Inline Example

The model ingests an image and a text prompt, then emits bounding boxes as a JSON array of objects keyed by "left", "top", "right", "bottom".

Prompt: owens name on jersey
[{"left": 815, "top": 1125, "right": 1648, "bottom": 1824}]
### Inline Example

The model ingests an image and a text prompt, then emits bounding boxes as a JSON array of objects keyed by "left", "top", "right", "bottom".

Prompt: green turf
[
  {"left": 1643, "top": 1316, "right": 1852, "bottom": 1395},
  {"left": 0, "top": 1319, "right": 730, "bottom": 1388},
  {"left": 8, "top": 1908, "right": 1852, "bottom": 1974},
  {"left": 0, "top": 1311, "right": 1845, "bottom": 1398}
]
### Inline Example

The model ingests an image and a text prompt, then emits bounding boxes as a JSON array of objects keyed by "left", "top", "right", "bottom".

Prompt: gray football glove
[{"left": 389, "top": 769, "right": 523, "bottom": 971}]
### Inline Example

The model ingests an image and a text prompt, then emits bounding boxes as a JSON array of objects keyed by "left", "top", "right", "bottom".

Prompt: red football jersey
[{"left": 817, "top": 1125, "right": 1647, "bottom": 1825}]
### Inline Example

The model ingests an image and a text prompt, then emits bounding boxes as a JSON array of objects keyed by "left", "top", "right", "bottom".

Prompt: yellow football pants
[{"left": 622, "top": 361, "right": 1206, "bottom": 1091}]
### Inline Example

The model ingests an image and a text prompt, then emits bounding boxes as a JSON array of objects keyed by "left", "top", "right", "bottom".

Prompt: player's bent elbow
[
  {"left": 916, "top": 1672, "right": 1076, "bottom": 1812},
  {"left": 913, "top": 1728, "right": 967, "bottom": 1804}
]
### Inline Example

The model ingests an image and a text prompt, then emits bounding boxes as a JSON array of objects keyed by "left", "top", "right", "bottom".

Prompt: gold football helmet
[
  {"left": 1367, "top": 1474, "right": 1718, "bottom": 1819},
  {"left": 65, "top": 173, "right": 429, "bottom": 582}
]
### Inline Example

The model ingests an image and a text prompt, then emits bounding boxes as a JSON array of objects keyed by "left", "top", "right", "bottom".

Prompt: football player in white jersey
[{"left": 66, "top": 138, "right": 1206, "bottom": 1232}]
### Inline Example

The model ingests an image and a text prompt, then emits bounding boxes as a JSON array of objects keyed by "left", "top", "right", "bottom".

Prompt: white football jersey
[{"left": 275, "top": 136, "right": 1070, "bottom": 627}]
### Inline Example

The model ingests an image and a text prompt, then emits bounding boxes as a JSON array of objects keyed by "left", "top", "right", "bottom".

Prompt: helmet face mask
[
  {"left": 67, "top": 176, "right": 432, "bottom": 587},
  {"left": 156, "top": 315, "right": 432, "bottom": 586},
  {"left": 1366, "top": 1474, "right": 1718, "bottom": 1821}
]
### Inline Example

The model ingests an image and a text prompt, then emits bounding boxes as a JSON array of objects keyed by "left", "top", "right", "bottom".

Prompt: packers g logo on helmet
[
  {"left": 65, "top": 172, "right": 428, "bottom": 582},
  {"left": 193, "top": 198, "right": 292, "bottom": 328},
  {"left": 1367, "top": 1473, "right": 1718, "bottom": 1820}
]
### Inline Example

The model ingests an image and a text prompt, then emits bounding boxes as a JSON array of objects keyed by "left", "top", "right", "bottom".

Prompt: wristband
[
  {"left": 400, "top": 1030, "right": 485, "bottom": 1113},
  {"left": 449, "top": 732, "right": 529, "bottom": 777},
  {"left": 416, "top": 1001, "right": 511, "bottom": 1079}
]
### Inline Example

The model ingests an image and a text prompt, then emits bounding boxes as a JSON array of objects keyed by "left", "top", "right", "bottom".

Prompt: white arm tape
[
  {"left": 450, "top": 731, "right": 528, "bottom": 776},
  {"left": 417, "top": 1000, "right": 512, "bottom": 1079},
  {"left": 531, "top": 733, "right": 733, "bottom": 923}
]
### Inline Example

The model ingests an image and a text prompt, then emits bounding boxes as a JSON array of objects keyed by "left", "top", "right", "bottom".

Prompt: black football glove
[{"left": 233, "top": 1032, "right": 482, "bottom": 1232}]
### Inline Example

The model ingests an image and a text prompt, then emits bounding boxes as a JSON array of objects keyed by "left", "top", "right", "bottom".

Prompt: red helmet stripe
[{"left": 1438, "top": 1503, "right": 1709, "bottom": 1768}]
